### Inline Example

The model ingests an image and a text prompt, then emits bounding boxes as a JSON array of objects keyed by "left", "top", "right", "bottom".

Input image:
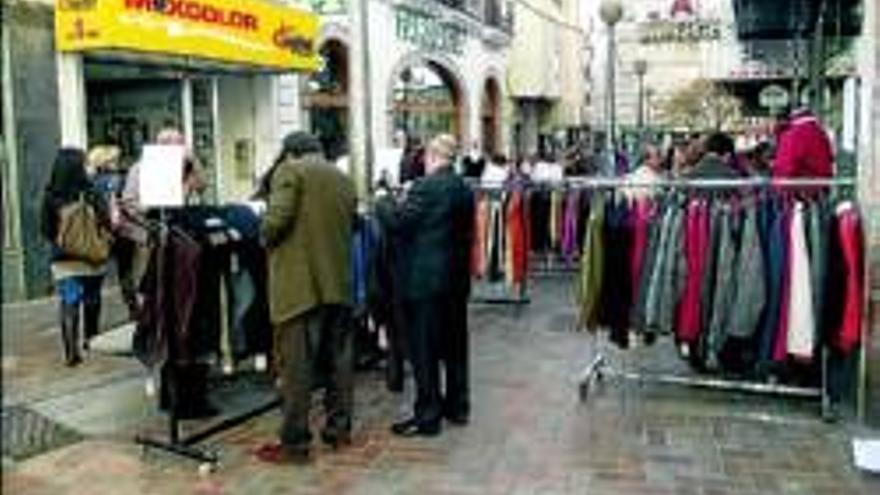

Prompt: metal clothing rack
[
  {"left": 527, "top": 176, "right": 865, "bottom": 421},
  {"left": 133, "top": 210, "right": 279, "bottom": 466}
]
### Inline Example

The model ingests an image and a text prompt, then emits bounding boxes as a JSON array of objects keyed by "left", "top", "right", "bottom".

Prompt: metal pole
[
  {"left": 637, "top": 73, "right": 645, "bottom": 132},
  {"left": 605, "top": 23, "right": 616, "bottom": 176},
  {"left": 349, "top": 0, "right": 374, "bottom": 199},
  {"left": 809, "top": 0, "right": 827, "bottom": 115}
]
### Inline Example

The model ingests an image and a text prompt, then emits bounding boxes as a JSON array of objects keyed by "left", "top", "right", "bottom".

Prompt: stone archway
[{"left": 387, "top": 52, "right": 469, "bottom": 145}]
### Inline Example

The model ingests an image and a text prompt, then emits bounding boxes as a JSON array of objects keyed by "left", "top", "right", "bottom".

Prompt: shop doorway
[
  {"left": 481, "top": 77, "right": 501, "bottom": 156},
  {"left": 392, "top": 61, "right": 463, "bottom": 145},
  {"left": 84, "top": 62, "right": 185, "bottom": 168},
  {"left": 83, "top": 60, "right": 269, "bottom": 202},
  {"left": 304, "top": 39, "right": 349, "bottom": 160}
]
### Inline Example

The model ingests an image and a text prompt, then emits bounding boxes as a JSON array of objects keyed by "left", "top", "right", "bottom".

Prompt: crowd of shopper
[{"left": 39, "top": 106, "right": 837, "bottom": 463}]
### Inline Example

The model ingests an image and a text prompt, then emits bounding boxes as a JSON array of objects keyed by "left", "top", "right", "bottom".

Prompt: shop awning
[{"left": 56, "top": 0, "right": 320, "bottom": 72}]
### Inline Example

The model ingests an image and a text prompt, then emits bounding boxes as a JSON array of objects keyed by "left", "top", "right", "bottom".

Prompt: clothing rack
[
  {"left": 474, "top": 177, "right": 857, "bottom": 189},
  {"left": 133, "top": 210, "right": 279, "bottom": 467},
  {"left": 468, "top": 182, "right": 532, "bottom": 306},
  {"left": 559, "top": 176, "right": 865, "bottom": 423}
]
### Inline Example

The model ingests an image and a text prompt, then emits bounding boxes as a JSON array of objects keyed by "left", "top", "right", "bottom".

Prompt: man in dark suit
[
  {"left": 377, "top": 134, "right": 475, "bottom": 437},
  {"left": 256, "top": 132, "right": 357, "bottom": 464}
]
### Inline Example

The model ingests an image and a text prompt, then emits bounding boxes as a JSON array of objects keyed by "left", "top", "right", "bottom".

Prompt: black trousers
[
  {"left": 385, "top": 301, "right": 408, "bottom": 392},
  {"left": 403, "top": 294, "right": 469, "bottom": 428},
  {"left": 276, "top": 305, "right": 353, "bottom": 448},
  {"left": 443, "top": 296, "right": 469, "bottom": 418}
]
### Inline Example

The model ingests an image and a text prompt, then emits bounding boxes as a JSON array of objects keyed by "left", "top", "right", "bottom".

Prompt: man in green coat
[{"left": 255, "top": 132, "right": 357, "bottom": 465}]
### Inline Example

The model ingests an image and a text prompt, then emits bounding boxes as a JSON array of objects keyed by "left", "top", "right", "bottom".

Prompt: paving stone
[{"left": 3, "top": 278, "right": 879, "bottom": 494}]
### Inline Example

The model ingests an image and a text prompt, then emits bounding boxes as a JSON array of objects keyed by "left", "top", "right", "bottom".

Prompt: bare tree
[{"left": 661, "top": 79, "right": 743, "bottom": 131}]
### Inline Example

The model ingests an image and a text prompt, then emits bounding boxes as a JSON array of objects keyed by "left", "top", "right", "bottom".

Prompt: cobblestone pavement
[
  {"left": 3, "top": 278, "right": 880, "bottom": 494},
  {"left": 3, "top": 288, "right": 134, "bottom": 407}
]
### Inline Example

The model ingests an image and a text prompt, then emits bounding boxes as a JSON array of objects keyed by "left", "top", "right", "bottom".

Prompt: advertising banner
[{"left": 56, "top": 0, "right": 320, "bottom": 71}]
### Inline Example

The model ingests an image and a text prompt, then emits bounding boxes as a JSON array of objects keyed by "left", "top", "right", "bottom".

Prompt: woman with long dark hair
[{"left": 41, "top": 147, "right": 111, "bottom": 366}]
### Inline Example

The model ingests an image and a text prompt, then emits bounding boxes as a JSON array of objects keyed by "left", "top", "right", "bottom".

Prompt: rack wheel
[{"left": 198, "top": 462, "right": 217, "bottom": 476}]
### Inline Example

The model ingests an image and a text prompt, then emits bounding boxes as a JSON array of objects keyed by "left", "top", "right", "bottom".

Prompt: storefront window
[
  {"left": 85, "top": 62, "right": 183, "bottom": 168},
  {"left": 305, "top": 40, "right": 349, "bottom": 160},
  {"left": 392, "top": 62, "right": 461, "bottom": 144}
]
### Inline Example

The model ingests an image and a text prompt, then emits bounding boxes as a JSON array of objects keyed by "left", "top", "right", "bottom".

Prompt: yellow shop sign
[{"left": 56, "top": 0, "right": 320, "bottom": 71}]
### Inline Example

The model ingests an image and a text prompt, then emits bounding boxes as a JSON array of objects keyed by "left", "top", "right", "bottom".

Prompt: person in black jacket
[
  {"left": 376, "top": 134, "right": 475, "bottom": 437},
  {"left": 41, "top": 148, "right": 111, "bottom": 366},
  {"left": 461, "top": 140, "right": 486, "bottom": 178}
]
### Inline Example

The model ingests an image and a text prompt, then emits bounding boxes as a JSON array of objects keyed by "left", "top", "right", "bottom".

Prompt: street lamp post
[
  {"left": 633, "top": 59, "right": 647, "bottom": 135},
  {"left": 349, "top": 0, "right": 374, "bottom": 199},
  {"left": 599, "top": 0, "right": 623, "bottom": 176}
]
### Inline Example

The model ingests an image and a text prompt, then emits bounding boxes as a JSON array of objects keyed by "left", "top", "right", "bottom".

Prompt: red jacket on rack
[{"left": 834, "top": 203, "right": 864, "bottom": 354}]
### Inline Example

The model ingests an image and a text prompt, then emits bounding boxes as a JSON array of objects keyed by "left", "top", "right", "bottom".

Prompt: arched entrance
[
  {"left": 304, "top": 39, "right": 349, "bottom": 160},
  {"left": 481, "top": 77, "right": 501, "bottom": 155},
  {"left": 391, "top": 60, "right": 463, "bottom": 144}
]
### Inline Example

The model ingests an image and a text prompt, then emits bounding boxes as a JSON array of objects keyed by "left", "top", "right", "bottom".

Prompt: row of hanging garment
[
  {"left": 576, "top": 189, "right": 865, "bottom": 378},
  {"left": 529, "top": 189, "right": 591, "bottom": 264},
  {"left": 471, "top": 189, "right": 530, "bottom": 292},
  {"left": 134, "top": 206, "right": 272, "bottom": 371}
]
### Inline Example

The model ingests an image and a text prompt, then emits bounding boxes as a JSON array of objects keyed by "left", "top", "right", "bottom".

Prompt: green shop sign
[{"left": 395, "top": 6, "right": 466, "bottom": 55}]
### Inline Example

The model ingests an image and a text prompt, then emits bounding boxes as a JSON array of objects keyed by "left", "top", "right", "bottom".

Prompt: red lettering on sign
[
  {"left": 124, "top": 0, "right": 152, "bottom": 10},
  {"left": 202, "top": 6, "right": 220, "bottom": 23},
  {"left": 124, "top": 0, "right": 259, "bottom": 32},
  {"left": 243, "top": 14, "right": 258, "bottom": 31}
]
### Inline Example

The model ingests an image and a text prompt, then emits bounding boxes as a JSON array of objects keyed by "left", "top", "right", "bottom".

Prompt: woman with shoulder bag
[{"left": 41, "top": 148, "right": 113, "bottom": 366}]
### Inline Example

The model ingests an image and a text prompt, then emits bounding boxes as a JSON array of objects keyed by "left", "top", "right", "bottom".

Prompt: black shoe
[
  {"left": 320, "top": 429, "right": 352, "bottom": 449},
  {"left": 391, "top": 418, "right": 441, "bottom": 437},
  {"left": 444, "top": 412, "right": 469, "bottom": 426}
]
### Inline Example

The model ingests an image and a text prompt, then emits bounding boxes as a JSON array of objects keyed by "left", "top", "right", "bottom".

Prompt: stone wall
[{"left": 6, "top": 1, "right": 61, "bottom": 298}]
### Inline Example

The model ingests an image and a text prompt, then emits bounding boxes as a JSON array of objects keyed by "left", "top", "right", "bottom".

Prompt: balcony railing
[{"left": 432, "top": 0, "right": 513, "bottom": 34}]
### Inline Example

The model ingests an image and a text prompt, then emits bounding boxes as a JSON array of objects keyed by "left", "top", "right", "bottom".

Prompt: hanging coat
[
  {"left": 727, "top": 203, "right": 766, "bottom": 340},
  {"left": 785, "top": 202, "right": 816, "bottom": 359},
  {"left": 577, "top": 196, "right": 606, "bottom": 330},
  {"left": 705, "top": 206, "right": 737, "bottom": 370},
  {"left": 772, "top": 206, "right": 794, "bottom": 363},
  {"left": 677, "top": 199, "right": 709, "bottom": 345},
  {"left": 471, "top": 194, "right": 489, "bottom": 278},
  {"left": 829, "top": 202, "right": 864, "bottom": 355}
]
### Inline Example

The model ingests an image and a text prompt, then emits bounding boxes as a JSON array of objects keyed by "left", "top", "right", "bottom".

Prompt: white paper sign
[{"left": 138, "top": 145, "right": 185, "bottom": 207}]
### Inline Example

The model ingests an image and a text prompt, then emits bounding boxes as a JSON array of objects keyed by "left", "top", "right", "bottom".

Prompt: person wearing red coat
[{"left": 773, "top": 109, "right": 834, "bottom": 178}]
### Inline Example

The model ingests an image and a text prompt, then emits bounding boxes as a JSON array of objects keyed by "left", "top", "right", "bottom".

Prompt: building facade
[
  {"left": 588, "top": 0, "right": 867, "bottom": 160},
  {"left": 507, "top": 0, "right": 591, "bottom": 158},
  {"left": 287, "top": 0, "right": 513, "bottom": 166}
]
